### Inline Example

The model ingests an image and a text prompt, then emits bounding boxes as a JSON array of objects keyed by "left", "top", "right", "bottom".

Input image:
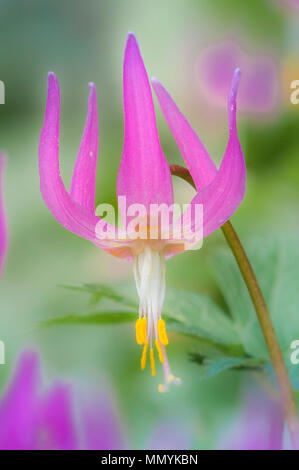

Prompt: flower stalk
[{"left": 171, "top": 164, "right": 299, "bottom": 450}]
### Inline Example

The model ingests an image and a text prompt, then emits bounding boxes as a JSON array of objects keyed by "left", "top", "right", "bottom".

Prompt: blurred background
[{"left": 0, "top": 0, "right": 298, "bottom": 449}]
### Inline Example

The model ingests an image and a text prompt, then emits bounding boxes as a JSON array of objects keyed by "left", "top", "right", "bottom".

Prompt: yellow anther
[
  {"left": 150, "top": 348, "right": 156, "bottom": 376},
  {"left": 141, "top": 317, "right": 147, "bottom": 343},
  {"left": 155, "top": 339, "right": 164, "bottom": 363},
  {"left": 157, "top": 319, "right": 169, "bottom": 345},
  {"left": 135, "top": 317, "right": 147, "bottom": 345},
  {"left": 135, "top": 319, "right": 142, "bottom": 345},
  {"left": 141, "top": 341, "right": 148, "bottom": 370}
]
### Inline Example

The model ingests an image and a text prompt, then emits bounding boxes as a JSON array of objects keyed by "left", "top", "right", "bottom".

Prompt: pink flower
[
  {"left": 218, "top": 386, "right": 284, "bottom": 450},
  {"left": 39, "top": 33, "right": 245, "bottom": 390},
  {"left": 0, "top": 155, "right": 7, "bottom": 277},
  {"left": 0, "top": 350, "right": 194, "bottom": 450},
  {"left": 0, "top": 351, "right": 124, "bottom": 450},
  {"left": 0, "top": 351, "right": 77, "bottom": 449},
  {"left": 197, "top": 41, "right": 278, "bottom": 116},
  {"left": 274, "top": 0, "right": 299, "bottom": 12}
]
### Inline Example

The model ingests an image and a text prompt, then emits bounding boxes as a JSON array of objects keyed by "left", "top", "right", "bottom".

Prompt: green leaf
[
  {"left": 212, "top": 234, "right": 299, "bottom": 389},
  {"left": 41, "top": 311, "right": 136, "bottom": 327},
  {"left": 48, "top": 234, "right": 299, "bottom": 387},
  {"left": 47, "top": 283, "right": 245, "bottom": 357},
  {"left": 60, "top": 283, "right": 137, "bottom": 309},
  {"left": 212, "top": 236, "right": 299, "bottom": 354},
  {"left": 190, "top": 354, "right": 264, "bottom": 379},
  {"left": 163, "top": 288, "right": 240, "bottom": 347}
]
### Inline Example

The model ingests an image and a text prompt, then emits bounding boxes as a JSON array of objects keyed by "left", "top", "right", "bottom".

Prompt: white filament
[{"left": 133, "top": 246, "right": 166, "bottom": 346}]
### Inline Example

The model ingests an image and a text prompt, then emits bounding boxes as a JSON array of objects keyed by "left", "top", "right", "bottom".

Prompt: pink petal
[
  {"left": 79, "top": 390, "right": 125, "bottom": 450},
  {"left": 117, "top": 33, "right": 173, "bottom": 216},
  {"left": 0, "top": 155, "right": 7, "bottom": 276},
  {"left": 70, "top": 83, "right": 99, "bottom": 212},
  {"left": 39, "top": 73, "right": 122, "bottom": 254},
  {"left": 37, "top": 383, "right": 77, "bottom": 450},
  {"left": 219, "top": 386, "right": 284, "bottom": 450},
  {"left": 0, "top": 351, "right": 40, "bottom": 449},
  {"left": 194, "top": 68, "right": 246, "bottom": 237},
  {"left": 172, "top": 69, "right": 245, "bottom": 244},
  {"left": 151, "top": 79, "right": 217, "bottom": 190}
]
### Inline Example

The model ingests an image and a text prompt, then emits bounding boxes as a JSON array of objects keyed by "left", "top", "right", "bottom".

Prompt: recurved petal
[
  {"left": 39, "top": 73, "right": 118, "bottom": 250},
  {"left": 70, "top": 83, "right": 98, "bottom": 211},
  {"left": 151, "top": 78, "right": 217, "bottom": 190},
  {"left": 117, "top": 33, "right": 173, "bottom": 215},
  {"left": 0, "top": 155, "right": 7, "bottom": 277},
  {"left": 183, "top": 68, "right": 245, "bottom": 239}
]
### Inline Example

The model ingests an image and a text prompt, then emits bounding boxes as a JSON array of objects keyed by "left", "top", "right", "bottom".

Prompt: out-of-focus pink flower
[
  {"left": 77, "top": 389, "right": 125, "bottom": 450},
  {"left": 0, "top": 350, "right": 193, "bottom": 450},
  {"left": 0, "top": 155, "right": 7, "bottom": 277},
  {"left": 0, "top": 351, "right": 76, "bottom": 449},
  {"left": 0, "top": 351, "right": 124, "bottom": 450},
  {"left": 197, "top": 41, "right": 278, "bottom": 116},
  {"left": 147, "top": 419, "right": 194, "bottom": 450},
  {"left": 218, "top": 386, "right": 284, "bottom": 450},
  {"left": 273, "top": 0, "right": 299, "bottom": 12},
  {"left": 39, "top": 33, "right": 245, "bottom": 389}
]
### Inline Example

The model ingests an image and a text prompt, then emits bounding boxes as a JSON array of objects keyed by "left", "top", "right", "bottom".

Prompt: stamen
[
  {"left": 134, "top": 247, "right": 173, "bottom": 380},
  {"left": 150, "top": 348, "right": 156, "bottom": 376},
  {"left": 158, "top": 374, "right": 182, "bottom": 393},
  {"left": 157, "top": 319, "right": 169, "bottom": 345},
  {"left": 141, "top": 341, "right": 148, "bottom": 370},
  {"left": 155, "top": 339, "right": 164, "bottom": 363},
  {"left": 135, "top": 317, "right": 147, "bottom": 345},
  {"left": 141, "top": 317, "right": 147, "bottom": 343},
  {"left": 158, "top": 345, "right": 181, "bottom": 393},
  {"left": 135, "top": 319, "right": 143, "bottom": 345}
]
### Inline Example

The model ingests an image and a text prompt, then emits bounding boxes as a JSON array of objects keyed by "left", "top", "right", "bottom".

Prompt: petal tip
[
  {"left": 18, "top": 349, "right": 40, "bottom": 372},
  {"left": 151, "top": 77, "right": 164, "bottom": 95},
  {"left": 233, "top": 67, "right": 241, "bottom": 85},
  {"left": 48, "top": 71, "right": 57, "bottom": 82},
  {"left": 47, "top": 72, "right": 59, "bottom": 93},
  {"left": 232, "top": 68, "right": 241, "bottom": 91},
  {"left": 88, "top": 82, "right": 97, "bottom": 96},
  {"left": 151, "top": 76, "right": 159, "bottom": 85},
  {"left": 125, "top": 31, "right": 140, "bottom": 56},
  {"left": 127, "top": 31, "right": 137, "bottom": 41}
]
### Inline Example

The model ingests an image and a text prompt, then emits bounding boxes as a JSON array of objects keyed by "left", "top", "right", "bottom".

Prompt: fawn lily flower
[
  {"left": 0, "top": 350, "right": 125, "bottom": 450},
  {"left": 39, "top": 33, "right": 245, "bottom": 391}
]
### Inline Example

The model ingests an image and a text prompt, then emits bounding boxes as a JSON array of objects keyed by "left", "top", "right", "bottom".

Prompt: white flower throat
[{"left": 133, "top": 245, "right": 181, "bottom": 392}]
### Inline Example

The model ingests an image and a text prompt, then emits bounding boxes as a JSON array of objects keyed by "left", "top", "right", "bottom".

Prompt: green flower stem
[{"left": 171, "top": 164, "right": 299, "bottom": 449}]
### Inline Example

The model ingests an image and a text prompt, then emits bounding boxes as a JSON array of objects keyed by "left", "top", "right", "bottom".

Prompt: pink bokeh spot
[{"left": 197, "top": 41, "right": 278, "bottom": 115}]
